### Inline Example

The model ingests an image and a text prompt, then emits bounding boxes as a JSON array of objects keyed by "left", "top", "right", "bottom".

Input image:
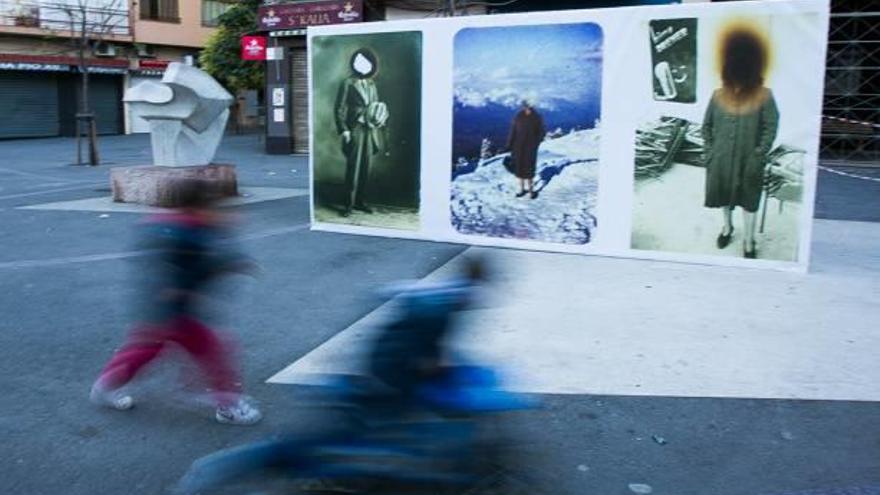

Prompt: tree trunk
[{"left": 79, "top": 13, "right": 100, "bottom": 166}]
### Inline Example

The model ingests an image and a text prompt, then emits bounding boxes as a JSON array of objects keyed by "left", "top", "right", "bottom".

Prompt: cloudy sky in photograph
[{"left": 454, "top": 23, "right": 603, "bottom": 111}]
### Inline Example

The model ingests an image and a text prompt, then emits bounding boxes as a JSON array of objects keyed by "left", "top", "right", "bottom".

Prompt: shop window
[
  {"left": 140, "top": 0, "right": 179, "bottom": 23},
  {"left": 202, "top": 0, "right": 234, "bottom": 27}
]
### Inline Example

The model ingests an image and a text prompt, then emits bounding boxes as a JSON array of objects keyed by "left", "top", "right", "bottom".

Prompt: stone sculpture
[
  {"left": 111, "top": 63, "right": 237, "bottom": 207},
  {"left": 124, "top": 62, "right": 232, "bottom": 167}
]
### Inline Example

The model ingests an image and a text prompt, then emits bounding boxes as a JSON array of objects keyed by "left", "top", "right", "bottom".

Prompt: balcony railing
[{"left": 0, "top": 0, "right": 131, "bottom": 36}]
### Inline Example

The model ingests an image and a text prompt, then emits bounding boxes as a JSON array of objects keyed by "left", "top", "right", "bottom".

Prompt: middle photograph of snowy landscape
[{"left": 450, "top": 22, "right": 603, "bottom": 245}]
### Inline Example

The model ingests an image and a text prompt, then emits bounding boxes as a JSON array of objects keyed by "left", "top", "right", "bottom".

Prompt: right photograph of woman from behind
[
  {"left": 631, "top": 14, "right": 818, "bottom": 263},
  {"left": 702, "top": 25, "right": 779, "bottom": 259}
]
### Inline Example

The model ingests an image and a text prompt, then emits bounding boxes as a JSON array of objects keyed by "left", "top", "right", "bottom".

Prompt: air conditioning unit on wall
[{"left": 94, "top": 42, "right": 117, "bottom": 57}]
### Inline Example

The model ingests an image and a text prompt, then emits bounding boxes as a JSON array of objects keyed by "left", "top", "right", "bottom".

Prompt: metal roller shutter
[
  {"left": 0, "top": 71, "right": 60, "bottom": 139},
  {"left": 89, "top": 74, "right": 123, "bottom": 135},
  {"left": 291, "top": 47, "right": 309, "bottom": 154}
]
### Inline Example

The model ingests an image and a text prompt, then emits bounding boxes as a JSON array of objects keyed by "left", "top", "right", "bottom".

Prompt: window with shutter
[
  {"left": 140, "top": 0, "right": 179, "bottom": 23},
  {"left": 202, "top": 0, "right": 234, "bottom": 27}
]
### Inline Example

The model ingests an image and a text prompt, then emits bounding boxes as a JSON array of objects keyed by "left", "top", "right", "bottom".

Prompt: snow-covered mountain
[
  {"left": 453, "top": 100, "right": 601, "bottom": 160},
  {"left": 451, "top": 128, "right": 600, "bottom": 245}
]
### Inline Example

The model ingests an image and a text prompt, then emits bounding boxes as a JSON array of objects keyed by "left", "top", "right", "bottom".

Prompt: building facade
[{"left": 0, "top": 0, "right": 231, "bottom": 139}]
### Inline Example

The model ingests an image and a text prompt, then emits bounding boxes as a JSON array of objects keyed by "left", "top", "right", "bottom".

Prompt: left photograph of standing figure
[
  {"left": 335, "top": 49, "right": 387, "bottom": 217},
  {"left": 312, "top": 32, "right": 423, "bottom": 230}
]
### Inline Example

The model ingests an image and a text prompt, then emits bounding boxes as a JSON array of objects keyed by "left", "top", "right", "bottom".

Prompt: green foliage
[{"left": 200, "top": 0, "right": 263, "bottom": 92}]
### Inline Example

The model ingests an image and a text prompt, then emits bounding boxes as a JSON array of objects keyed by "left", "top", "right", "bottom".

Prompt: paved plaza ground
[{"left": 0, "top": 134, "right": 878, "bottom": 495}]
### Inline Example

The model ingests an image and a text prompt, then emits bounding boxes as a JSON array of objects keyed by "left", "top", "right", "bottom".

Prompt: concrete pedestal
[{"left": 110, "top": 164, "right": 238, "bottom": 207}]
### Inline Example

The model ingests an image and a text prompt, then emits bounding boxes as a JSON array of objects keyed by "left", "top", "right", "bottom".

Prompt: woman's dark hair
[
  {"left": 720, "top": 28, "right": 767, "bottom": 93},
  {"left": 350, "top": 48, "right": 378, "bottom": 79}
]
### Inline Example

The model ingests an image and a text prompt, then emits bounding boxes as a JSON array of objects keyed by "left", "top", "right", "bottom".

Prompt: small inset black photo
[{"left": 649, "top": 18, "right": 697, "bottom": 103}]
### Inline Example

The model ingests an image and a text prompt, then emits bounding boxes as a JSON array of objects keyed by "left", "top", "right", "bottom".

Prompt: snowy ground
[
  {"left": 451, "top": 129, "right": 601, "bottom": 244},
  {"left": 314, "top": 205, "right": 420, "bottom": 231},
  {"left": 632, "top": 163, "right": 801, "bottom": 262}
]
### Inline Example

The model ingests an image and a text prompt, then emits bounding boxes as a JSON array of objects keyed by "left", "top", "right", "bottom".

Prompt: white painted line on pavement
[
  {"left": 0, "top": 250, "right": 150, "bottom": 269},
  {"left": 0, "top": 165, "right": 99, "bottom": 184},
  {"left": 0, "top": 222, "right": 310, "bottom": 270},
  {"left": 0, "top": 183, "right": 104, "bottom": 201},
  {"left": 17, "top": 187, "right": 308, "bottom": 213},
  {"left": 819, "top": 165, "right": 880, "bottom": 183},
  {"left": 238, "top": 223, "right": 310, "bottom": 241}
]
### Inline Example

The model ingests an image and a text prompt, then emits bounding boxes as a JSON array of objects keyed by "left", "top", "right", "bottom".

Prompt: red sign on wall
[
  {"left": 241, "top": 36, "right": 267, "bottom": 61},
  {"left": 138, "top": 60, "right": 170, "bottom": 69},
  {"left": 258, "top": 0, "right": 363, "bottom": 31}
]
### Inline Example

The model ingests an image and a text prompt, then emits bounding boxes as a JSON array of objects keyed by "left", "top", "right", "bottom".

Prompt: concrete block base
[{"left": 110, "top": 164, "right": 238, "bottom": 207}]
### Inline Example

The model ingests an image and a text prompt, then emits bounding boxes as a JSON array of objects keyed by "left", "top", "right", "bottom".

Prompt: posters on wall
[{"left": 309, "top": 0, "right": 829, "bottom": 271}]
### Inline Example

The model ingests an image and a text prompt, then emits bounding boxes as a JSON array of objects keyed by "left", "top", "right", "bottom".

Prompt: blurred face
[
  {"left": 351, "top": 49, "right": 377, "bottom": 79},
  {"left": 352, "top": 52, "right": 373, "bottom": 76}
]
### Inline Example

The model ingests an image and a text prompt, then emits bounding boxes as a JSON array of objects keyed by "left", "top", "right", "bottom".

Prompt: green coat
[{"left": 702, "top": 87, "right": 779, "bottom": 212}]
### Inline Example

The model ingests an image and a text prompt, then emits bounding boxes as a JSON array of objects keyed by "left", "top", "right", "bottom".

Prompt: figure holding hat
[{"left": 334, "top": 48, "right": 389, "bottom": 217}]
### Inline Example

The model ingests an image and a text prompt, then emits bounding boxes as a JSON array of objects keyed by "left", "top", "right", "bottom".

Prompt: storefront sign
[
  {"left": 241, "top": 36, "right": 268, "bottom": 60},
  {"left": 86, "top": 66, "right": 128, "bottom": 74},
  {"left": 139, "top": 60, "right": 170, "bottom": 70},
  {"left": 0, "top": 54, "right": 128, "bottom": 73},
  {"left": 0, "top": 61, "right": 68, "bottom": 72},
  {"left": 258, "top": 0, "right": 363, "bottom": 31},
  {"left": 269, "top": 29, "right": 307, "bottom": 37}
]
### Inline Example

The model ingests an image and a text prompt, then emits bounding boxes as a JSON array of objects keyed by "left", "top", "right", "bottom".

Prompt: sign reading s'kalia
[{"left": 258, "top": 0, "right": 363, "bottom": 31}]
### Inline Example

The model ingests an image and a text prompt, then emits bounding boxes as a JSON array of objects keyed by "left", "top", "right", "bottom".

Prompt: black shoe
[
  {"left": 530, "top": 190, "right": 538, "bottom": 199},
  {"left": 744, "top": 241, "right": 757, "bottom": 259},
  {"left": 353, "top": 204, "right": 373, "bottom": 214},
  {"left": 515, "top": 189, "right": 528, "bottom": 198},
  {"left": 341, "top": 208, "right": 352, "bottom": 218},
  {"left": 716, "top": 227, "right": 734, "bottom": 249}
]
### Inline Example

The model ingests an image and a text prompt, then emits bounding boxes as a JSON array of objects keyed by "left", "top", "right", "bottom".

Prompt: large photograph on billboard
[
  {"left": 450, "top": 23, "right": 603, "bottom": 245},
  {"left": 631, "top": 14, "right": 821, "bottom": 262}
]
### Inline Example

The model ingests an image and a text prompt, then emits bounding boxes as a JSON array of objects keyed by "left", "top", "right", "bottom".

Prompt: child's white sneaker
[
  {"left": 215, "top": 399, "right": 262, "bottom": 426},
  {"left": 89, "top": 384, "right": 134, "bottom": 411}
]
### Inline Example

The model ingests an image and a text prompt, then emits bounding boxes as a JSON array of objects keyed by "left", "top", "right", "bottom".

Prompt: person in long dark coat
[
  {"left": 507, "top": 101, "right": 545, "bottom": 199},
  {"left": 335, "top": 48, "right": 388, "bottom": 217},
  {"left": 702, "top": 27, "right": 779, "bottom": 259}
]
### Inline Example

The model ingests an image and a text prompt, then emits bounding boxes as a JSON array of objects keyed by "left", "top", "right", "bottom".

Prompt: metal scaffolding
[{"left": 822, "top": 0, "right": 880, "bottom": 163}]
